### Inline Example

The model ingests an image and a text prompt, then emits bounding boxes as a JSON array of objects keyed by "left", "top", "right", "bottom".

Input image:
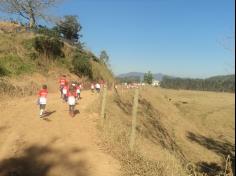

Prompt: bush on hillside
[
  {"left": 91, "top": 60, "right": 114, "bottom": 83},
  {"left": 34, "top": 25, "right": 61, "bottom": 38},
  {"left": 0, "top": 55, "right": 33, "bottom": 75},
  {"left": 72, "top": 52, "right": 92, "bottom": 78},
  {"left": 33, "top": 36, "right": 64, "bottom": 59},
  {"left": 0, "top": 65, "right": 9, "bottom": 76}
]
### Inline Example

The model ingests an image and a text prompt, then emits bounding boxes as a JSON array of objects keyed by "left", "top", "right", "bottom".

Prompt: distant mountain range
[
  {"left": 117, "top": 72, "right": 235, "bottom": 82},
  {"left": 117, "top": 72, "right": 166, "bottom": 81}
]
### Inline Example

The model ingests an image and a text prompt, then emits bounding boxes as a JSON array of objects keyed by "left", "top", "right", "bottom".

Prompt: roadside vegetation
[{"left": 160, "top": 75, "right": 235, "bottom": 93}]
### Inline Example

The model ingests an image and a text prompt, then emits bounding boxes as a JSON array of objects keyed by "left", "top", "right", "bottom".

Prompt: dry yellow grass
[
  {"left": 97, "top": 86, "right": 235, "bottom": 176},
  {"left": 0, "top": 21, "right": 23, "bottom": 33}
]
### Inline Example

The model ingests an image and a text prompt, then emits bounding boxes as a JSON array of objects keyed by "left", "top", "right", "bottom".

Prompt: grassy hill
[{"left": 0, "top": 22, "right": 114, "bottom": 96}]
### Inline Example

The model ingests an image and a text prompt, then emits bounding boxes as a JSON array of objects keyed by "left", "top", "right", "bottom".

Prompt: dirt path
[{"left": 0, "top": 91, "right": 120, "bottom": 176}]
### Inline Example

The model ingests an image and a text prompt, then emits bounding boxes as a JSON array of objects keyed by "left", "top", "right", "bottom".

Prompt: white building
[{"left": 152, "top": 80, "right": 160, "bottom": 87}]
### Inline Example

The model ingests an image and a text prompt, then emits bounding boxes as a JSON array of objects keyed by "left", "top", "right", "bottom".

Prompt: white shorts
[
  {"left": 68, "top": 96, "right": 76, "bottom": 105},
  {"left": 39, "top": 97, "right": 47, "bottom": 104},
  {"left": 76, "top": 89, "right": 81, "bottom": 94},
  {"left": 62, "top": 89, "right": 67, "bottom": 94}
]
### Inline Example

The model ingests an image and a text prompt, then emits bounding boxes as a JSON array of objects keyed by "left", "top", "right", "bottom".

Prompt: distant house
[{"left": 152, "top": 80, "right": 160, "bottom": 87}]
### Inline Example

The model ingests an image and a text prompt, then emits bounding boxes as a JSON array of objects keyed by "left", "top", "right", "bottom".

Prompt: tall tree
[
  {"left": 56, "top": 15, "right": 82, "bottom": 44},
  {"left": 0, "top": 0, "right": 59, "bottom": 28},
  {"left": 99, "top": 50, "right": 109, "bottom": 66},
  {"left": 144, "top": 71, "right": 153, "bottom": 84}
]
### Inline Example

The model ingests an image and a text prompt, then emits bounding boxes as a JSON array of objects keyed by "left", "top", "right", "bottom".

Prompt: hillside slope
[
  {"left": 0, "top": 27, "right": 114, "bottom": 96},
  {"left": 98, "top": 87, "right": 235, "bottom": 176}
]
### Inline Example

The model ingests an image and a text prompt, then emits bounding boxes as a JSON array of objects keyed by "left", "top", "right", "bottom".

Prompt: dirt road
[{"left": 0, "top": 91, "right": 120, "bottom": 176}]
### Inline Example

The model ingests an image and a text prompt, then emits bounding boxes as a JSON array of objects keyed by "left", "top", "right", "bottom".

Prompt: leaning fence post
[
  {"left": 101, "top": 85, "right": 108, "bottom": 126},
  {"left": 129, "top": 88, "right": 139, "bottom": 152}
]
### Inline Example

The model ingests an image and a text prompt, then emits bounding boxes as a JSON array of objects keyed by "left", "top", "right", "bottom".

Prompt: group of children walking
[
  {"left": 37, "top": 75, "right": 105, "bottom": 118},
  {"left": 37, "top": 75, "right": 82, "bottom": 118}
]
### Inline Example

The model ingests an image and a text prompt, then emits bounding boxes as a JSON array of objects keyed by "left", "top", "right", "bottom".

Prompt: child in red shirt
[
  {"left": 75, "top": 83, "right": 81, "bottom": 100},
  {"left": 67, "top": 86, "right": 77, "bottom": 117},
  {"left": 62, "top": 82, "right": 69, "bottom": 102},
  {"left": 37, "top": 85, "right": 48, "bottom": 118},
  {"left": 59, "top": 75, "right": 67, "bottom": 98}
]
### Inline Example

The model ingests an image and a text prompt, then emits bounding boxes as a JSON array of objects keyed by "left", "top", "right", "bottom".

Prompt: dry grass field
[{"left": 97, "top": 86, "right": 235, "bottom": 176}]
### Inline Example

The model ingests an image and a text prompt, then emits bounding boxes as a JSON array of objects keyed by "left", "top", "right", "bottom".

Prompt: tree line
[{"left": 160, "top": 75, "right": 235, "bottom": 93}]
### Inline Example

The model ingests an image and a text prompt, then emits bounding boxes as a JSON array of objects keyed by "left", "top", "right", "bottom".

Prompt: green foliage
[
  {"left": 34, "top": 25, "right": 61, "bottom": 38},
  {"left": 33, "top": 36, "right": 64, "bottom": 58},
  {"left": 100, "top": 50, "right": 109, "bottom": 66},
  {"left": 91, "top": 60, "right": 114, "bottom": 83},
  {"left": 0, "top": 55, "right": 34, "bottom": 76},
  {"left": 56, "top": 15, "right": 82, "bottom": 44},
  {"left": 160, "top": 75, "right": 235, "bottom": 92},
  {"left": 72, "top": 51, "right": 92, "bottom": 78},
  {"left": 144, "top": 71, "right": 153, "bottom": 84},
  {"left": 0, "top": 65, "right": 9, "bottom": 76},
  {"left": 117, "top": 76, "right": 141, "bottom": 84},
  {"left": 22, "top": 38, "right": 39, "bottom": 60}
]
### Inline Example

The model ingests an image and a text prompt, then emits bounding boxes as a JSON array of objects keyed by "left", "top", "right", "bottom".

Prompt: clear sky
[{"left": 1, "top": 0, "right": 235, "bottom": 78}]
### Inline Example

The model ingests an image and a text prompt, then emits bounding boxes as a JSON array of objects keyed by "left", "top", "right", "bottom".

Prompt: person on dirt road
[
  {"left": 37, "top": 84, "right": 48, "bottom": 118},
  {"left": 67, "top": 86, "right": 77, "bottom": 117},
  {"left": 75, "top": 82, "right": 81, "bottom": 100},
  {"left": 62, "top": 82, "right": 69, "bottom": 102},
  {"left": 91, "top": 83, "right": 95, "bottom": 93},
  {"left": 59, "top": 75, "right": 68, "bottom": 98},
  {"left": 95, "top": 82, "right": 101, "bottom": 93}
]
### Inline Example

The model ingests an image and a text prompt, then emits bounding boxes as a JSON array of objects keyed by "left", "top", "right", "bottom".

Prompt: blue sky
[{"left": 1, "top": 0, "right": 235, "bottom": 78}]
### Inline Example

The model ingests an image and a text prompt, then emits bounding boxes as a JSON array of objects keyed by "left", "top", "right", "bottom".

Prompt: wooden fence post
[
  {"left": 101, "top": 86, "right": 107, "bottom": 126},
  {"left": 129, "top": 88, "right": 139, "bottom": 152}
]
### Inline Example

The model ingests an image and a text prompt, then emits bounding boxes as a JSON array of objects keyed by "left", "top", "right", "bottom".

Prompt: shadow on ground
[
  {"left": 43, "top": 110, "right": 56, "bottom": 118},
  {"left": 74, "top": 109, "right": 80, "bottom": 116},
  {"left": 0, "top": 143, "right": 90, "bottom": 176},
  {"left": 0, "top": 126, "right": 8, "bottom": 133},
  {"left": 187, "top": 132, "right": 235, "bottom": 176}
]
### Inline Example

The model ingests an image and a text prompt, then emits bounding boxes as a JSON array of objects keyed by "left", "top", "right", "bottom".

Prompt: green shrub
[
  {"left": 33, "top": 36, "right": 64, "bottom": 59},
  {"left": 0, "top": 55, "right": 33, "bottom": 75},
  {"left": 0, "top": 65, "right": 9, "bottom": 76},
  {"left": 72, "top": 52, "right": 92, "bottom": 78},
  {"left": 22, "top": 39, "right": 39, "bottom": 60},
  {"left": 35, "top": 25, "right": 61, "bottom": 38}
]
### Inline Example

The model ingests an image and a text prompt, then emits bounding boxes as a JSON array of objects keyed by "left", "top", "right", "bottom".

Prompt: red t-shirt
[
  {"left": 67, "top": 91, "right": 77, "bottom": 97},
  {"left": 59, "top": 78, "right": 67, "bottom": 86},
  {"left": 76, "top": 86, "right": 80, "bottom": 91},
  {"left": 38, "top": 89, "right": 48, "bottom": 97},
  {"left": 63, "top": 85, "right": 69, "bottom": 90}
]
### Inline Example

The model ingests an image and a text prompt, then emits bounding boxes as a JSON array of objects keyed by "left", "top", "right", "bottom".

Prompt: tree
[
  {"left": 0, "top": 0, "right": 59, "bottom": 28},
  {"left": 100, "top": 50, "right": 109, "bottom": 66},
  {"left": 144, "top": 71, "right": 153, "bottom": 84},
  {"left": 56, "top": 15, "right": 82, "bottom": 44}
]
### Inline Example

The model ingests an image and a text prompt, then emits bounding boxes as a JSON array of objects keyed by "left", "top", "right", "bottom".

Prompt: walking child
[
  {"left": 37, "top": 84, "right": 48, "bottom": 118},
  {"left": 67, "top": 86, "right": 77, "bottom": 117},
  {"left": 62, "top": 82, "right": 69, "bottom": 102},
  {"left": 59, "top": 75, "right": 67, "bottom": 98},
  {"left": 75, "top": 83, "right": 81, "bottom": 100},
  {"left": 95, "top": 82, "right": 101, "bottom": 93},
  {"left": 91, "top": 83, "right": 95, "bottom": 93}
]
